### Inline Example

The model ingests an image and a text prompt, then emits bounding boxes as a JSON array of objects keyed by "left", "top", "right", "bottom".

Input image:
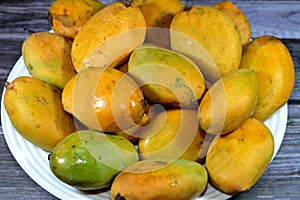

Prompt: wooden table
[{"left": 0, "top": 0, "right": 299, "bottom": 199}]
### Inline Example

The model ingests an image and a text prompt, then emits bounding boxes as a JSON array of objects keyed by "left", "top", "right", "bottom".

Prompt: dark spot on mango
[
  {"left": 8, "top": 84, "right": 15, "bottom": 90},
  {"left": 27, "top": 64, "right": 34, "bottom": 70},
  {"left": 154, "top": 160, "right": 168, "bottom": 166},
  {"left": 4, "top": 82, "right": 10, "bottom": 88},
  {"left": 184, "top": 6, "right": 192, "bottom": 12},
  {"left": 52, "top": 88, "right": 61, "bottom": 95},
  {"left": 124, "top": 1, "right": 131, "bottom": 8},
  {"left": 115, "top": 193, "right": 126, "bottom": 200}
]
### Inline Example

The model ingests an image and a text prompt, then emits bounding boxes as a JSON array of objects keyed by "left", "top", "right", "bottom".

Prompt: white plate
[{"left": 1, "top": 56, "right": 288, "bottom": 200}]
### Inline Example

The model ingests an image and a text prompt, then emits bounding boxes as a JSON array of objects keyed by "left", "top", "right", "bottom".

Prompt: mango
[
  {"left": 199, "top": 68, "right": 259, "bottom": 135},
  {"left": 110, "top": 159, "right": 208, "bottom": 200},
  {"left": 71, "top": 2, "right": 146, "bottom": 72},
  {"left": 4, "top": 76, "right": 76, "bottom": 151},
  {"left": 61, "top": 75, "right": 76, "bottom": 114},
  {"left": 240, "top": 36, "right": 295, "bottom": 121},
  {"left": 206, "top": 118, "right": 274, "bottom": 194},
  {"left": 213, "top": 0, "right": 251, "bottom": 46},
  {"left": 139, "top": 109, "right": 206, "bottom": 162},
  {"left": 22, "top": 32, "right": 76, "bottom": 90},
  {"left": 132, "top": 0, "right": 184, "bottom": 28},
  {"left": 48, "top": 0, "right": 105, "bottom": 39},
  {"left": 132, "top": 0, "right": 184, "bottom": 47},
  {"left": 128, "top": 44, "right": 206, "bottom": 108},
  {"left": 62, "top": 67, "right": 146, "bottom": 132},
  {"left": 49, "top": 130, "right": 138, "bottom": 190},
  {"left": 170, "top": 5, "right": 242, "bottom": 83}
]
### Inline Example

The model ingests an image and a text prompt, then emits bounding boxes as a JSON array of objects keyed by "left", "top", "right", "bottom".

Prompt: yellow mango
[
  {"left": 111, "top": 159, "right": 208, "bottom": 200},
  {"left": 4, "top": 76, "right": 76, "bottom": 151},
  {"left": 62, "top": 67, "right": 146, "bottom": 132},
  {"left": 199, "top": 68, "right": 259, "bottom": 135},
  {"left": 71, "top": 2, "right": 146, "bottom": 72},
  {"left": 132, "top": 0, "right": 184, "bottom": 47},
  {"left": 61, "top": 75, "right": 76, "bottom": 114},
  {"left": 132, "top": 0, "right": 184, "bottom": 28},
  {"left": 139, "top": 109, "right": 206, "bottom": 162},
  {"left": 206, "top": 118, "right": 274, "bottom": 194},
  {"left": 48, "top": 0, "right": 105, "bottom": 39},
  {"left": 240, "top": 36, "right": 295, "bottom": 121},
  {"left": 170, "top": 5, "right": 243, "bottom": 82},
  {"left": 22, "top": 32, "right": 76, "bottom": 90},
  {"left": 213, "top": 0, "right": 251, "bottom": 46}
]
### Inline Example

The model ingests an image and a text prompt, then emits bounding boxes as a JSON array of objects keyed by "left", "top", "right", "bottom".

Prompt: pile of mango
[{"left": 4, "top": 0, "right": 295, "bottom": 199}]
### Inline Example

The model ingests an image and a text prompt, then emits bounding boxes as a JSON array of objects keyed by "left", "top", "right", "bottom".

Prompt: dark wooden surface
[{"left": 0, "top": 0, "right": 300, "bottom": 199}]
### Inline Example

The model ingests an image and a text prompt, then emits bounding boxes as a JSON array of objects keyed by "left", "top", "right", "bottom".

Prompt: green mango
[
  {"left": 49, "top": 130, "right": 139, "bottom": 190},
  {"left": 22, "top": 32, "right": 76, "bottom": 90},
  {"left": 128, "top": 44, "right": 205, "bottom": 108}
]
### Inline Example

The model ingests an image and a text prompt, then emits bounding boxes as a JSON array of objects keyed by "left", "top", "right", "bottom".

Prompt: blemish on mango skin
[
  {"left": 5, "top": 82, "right": 15, "bottom": 91},
  {"left": 48, "top": 0, "right": 105, "bottom": 39},
  {"left": 57, "top": 14, "right": 76, "bottom": 28},
  {"left": 27, "top": 64, "right": 34, "bottom": 70},
  {"left": 115, "top": 193, "right": 126, "bottom": 200},
  {"left": 154, "top": 160, "right": 169, "bottom": 166}
]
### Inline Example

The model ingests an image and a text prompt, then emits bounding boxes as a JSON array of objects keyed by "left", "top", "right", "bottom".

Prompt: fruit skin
[
  {"left": 138, "top": 109, "right": 206, "bottom": 162},
  {"left": 170, "top": 5, "right": 242, "bottom": 83},
  {"left": 206, "top": 118, "right": 274, "bottom": 194},
  {"left": 198, "top": 68, "right": 259, "bottom": 135},
  {"left": 132, "top": 0, "right": 184, "bottom": 28},
  {"left": 213, "top": 0, "right": 251, "bottom": 46},
  {"left": 48, "top": 0, "right": 105, "bottom": 39},
  {"left": 128, "top": 44, "right": 205, "bottom": 108},
  {"left": 22, "top": 32, "right": 76, "bottom": 90},
  {"left": 132, "top": 0, "right": 184, "bottom": 47},
  {"left": 61, "top": 75, "right": 76, "bottom": 114},
  {"left": 62, "top": 67, "right": 145, "bottom": 132},
  {"left": 49, "top": 130, "right": 139, "bottom": 190},
  {"left": 114, "top": 102, "right": 155, "bottom": 144},
  {"left": 71, "top": 2, "right": 146, "bottom": 72},
  {"left": 110, "top": 159, "right": 208, "bottom": 200},
  {"left": 4, "top": 76, "right": 76, "bottom": 152},
  {"left": 240, "top": 35, "right": 295, "bottom": 121}
]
